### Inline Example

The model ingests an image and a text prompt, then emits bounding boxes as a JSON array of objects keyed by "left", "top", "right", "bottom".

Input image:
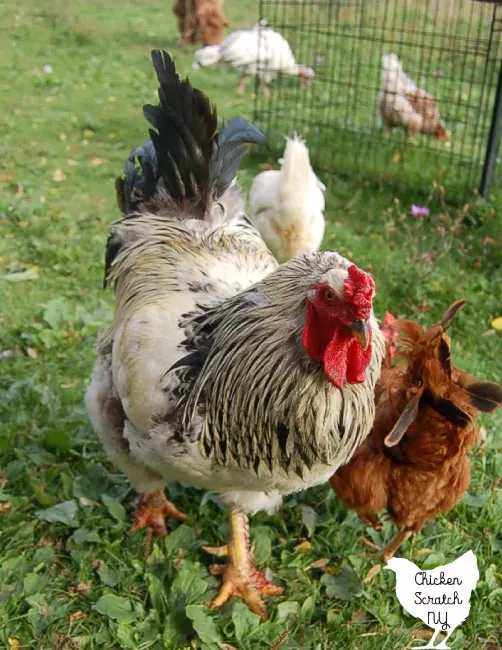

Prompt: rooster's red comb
[{"left": 343, "top": 265, "right": 375, "bottom": 320}]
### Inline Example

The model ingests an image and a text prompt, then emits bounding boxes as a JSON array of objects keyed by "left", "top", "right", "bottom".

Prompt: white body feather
[
  {"left": 195, "top": 25, "right": 300, "bottom": 81},
  {"left": 249, "top": 136, "right": 326, "bottom": 261}
]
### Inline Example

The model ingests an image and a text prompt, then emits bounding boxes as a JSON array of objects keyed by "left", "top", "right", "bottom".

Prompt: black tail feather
[
  {"left": 117, "top": 140, "right": 158, "bottom": 214},
  {"left": 115, "top": 51, "right": 268, "bottom": 217},
  {"left": 143, "top": 50, "right": 217, "bottom": 212},
  {"left": 210, "top": 117, "right": 269, "bottom": 198}
]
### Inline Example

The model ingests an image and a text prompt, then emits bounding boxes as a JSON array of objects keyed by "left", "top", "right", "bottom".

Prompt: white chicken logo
[{"left": 385, "top": 551, "right": 479, "bottom": 649}]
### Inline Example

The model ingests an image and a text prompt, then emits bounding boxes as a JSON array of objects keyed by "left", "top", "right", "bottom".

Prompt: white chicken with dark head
[{"left": 86, "top": 50, "right": 384, "bottom": 619}]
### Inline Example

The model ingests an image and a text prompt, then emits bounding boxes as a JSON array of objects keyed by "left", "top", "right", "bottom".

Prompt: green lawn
[{"left": 1, "top": 1, "right": 501, "bottom": 649}]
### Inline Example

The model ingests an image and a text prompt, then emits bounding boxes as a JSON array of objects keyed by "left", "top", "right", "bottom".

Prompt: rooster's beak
[{"left": 350, "top": 321, "right": 370, "bottom": 350}]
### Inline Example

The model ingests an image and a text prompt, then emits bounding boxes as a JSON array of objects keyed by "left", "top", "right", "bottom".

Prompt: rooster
[
  {"left": 86, "top": 50, "right": 384, "bottom": 619},
  {"left": 249, "top": 135, "right": 326, "bottom": 261},
  {"left": 194, "top": 24, "right": 315, "bottom": 95},
  {"left": 330, "top": 300, "right": 502, "bottom": 562},
  {"left": 379, "top": 53, "right": 448, "bottom": 143}
]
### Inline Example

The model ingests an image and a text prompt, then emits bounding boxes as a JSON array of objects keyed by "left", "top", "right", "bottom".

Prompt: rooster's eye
[{"left": 324, "top": 289, "right": 335, "bottom": 302}]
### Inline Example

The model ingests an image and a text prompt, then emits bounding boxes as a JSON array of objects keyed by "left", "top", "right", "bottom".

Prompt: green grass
[{"left": 1, "top": 1, "right": 502, "bottom": 649}]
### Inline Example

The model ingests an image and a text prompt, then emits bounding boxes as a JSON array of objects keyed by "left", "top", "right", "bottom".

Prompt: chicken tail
[
  {"left": 277, "top": 135, "right": 323, "bottom": 215},
  {"left": 115, "top": 50, "right": 267, "bottom": 218},
  {"left": 381, "top": 52, "right": 416, "bottom": 94}
]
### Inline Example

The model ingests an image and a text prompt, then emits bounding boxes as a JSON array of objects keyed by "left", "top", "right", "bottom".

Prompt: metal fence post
[{"left": 480, "top": 56, "right": 502, "bottom": 199}]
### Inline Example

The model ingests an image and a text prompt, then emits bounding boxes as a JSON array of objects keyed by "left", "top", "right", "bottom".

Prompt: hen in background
[
  {"left": 249, "top": 135, "right": 326, "bottom": 261},
  {"left": 194, "top": 24, "right": 315, "bottom": 95},
  {"left": 330, "top": 300, "right": 502, "bottom": 562},
  {"left": 379, "top": 53, "right": 448, "bottom": 144},
  {"left": 172, "top": 0, "right": 227, "bottom": 46},
  {"left": 87, "top": 50, "right": 384, "bottom": 618}
]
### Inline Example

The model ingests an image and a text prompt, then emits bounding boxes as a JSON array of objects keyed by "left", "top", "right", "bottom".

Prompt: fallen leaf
[
  {"left": 52, "top": 169, "right": 66, "bottom": 182},
  {"left": 0, "top": 175, "right": 13, "bottom": 182},
  {"left": 26, "top": 347, "right": 38, "bottom": 359},
  {"left": 351, "top": 609, "right": 369, "bottom": 623},
  {"left": 0, "top": 502, "right": 12, "bottom": 513},
  {"left": 76, "top": 582, "right": 92, "bottom": 592},
  {"left": 491, "top": 317, "right": 502, "bottom": 330},
  {"left": 67, "top": 159, "right": 79, "bottom": 167},
  {"left": 411, "top": 629, "right": 435, "bottom": 641},
  {"left": 294, "top": 540, "right": 312, "bottom": 552},
  {"left": 69, "top": 610, "right": 87, "bottom": 626},
  {"left": 305, "top": 557, "right": 330, "bottom": 570},
  {"left": 90, "top": 158, "right": 105, "bottom": 166},
  {"left": 8, "top": 640, "right": 20, "bottom": 650},
  {"left": 52, "top": 632, "right": 79, "bottom": 650},
  {"left": 363, "top": 564, "right": 381, "bottom": 583}
]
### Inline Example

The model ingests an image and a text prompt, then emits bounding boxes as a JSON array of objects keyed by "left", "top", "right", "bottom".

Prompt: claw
[
  {"left": 206, "top": 508, "right": 283, "bottom": 620},
  {"left": 132, "top": 489, "right": 188, "bottom": 538},
  {"left": 202, "top": 544, "right": 228, "bottom": 557}
]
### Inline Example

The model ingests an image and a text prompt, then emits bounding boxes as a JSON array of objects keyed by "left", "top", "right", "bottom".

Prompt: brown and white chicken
[
  {"left": 86, "top": 50, "right": 384, "bottom": 619},
  {"left": 379, "top": 53, "right": 448, "bottom": 144},
  {"left": 249, "top": 135, "right": 326, "bottom": 262}
]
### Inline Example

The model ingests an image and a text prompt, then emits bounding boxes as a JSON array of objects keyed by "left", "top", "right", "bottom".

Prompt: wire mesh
[{"left": 253, "top": 0, "right": 502, "bottom": 200}]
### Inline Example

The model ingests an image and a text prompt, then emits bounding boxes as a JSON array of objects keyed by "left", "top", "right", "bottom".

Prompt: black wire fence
[{"left": 253, "top": 0, "right": 502, "bottom": 200}]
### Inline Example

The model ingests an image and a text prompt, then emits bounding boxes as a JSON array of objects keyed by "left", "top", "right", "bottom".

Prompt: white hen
[
  {"left": 249, "top": 135, "right": 326, "bottom": 261},
  {"left": 194, "top": 24, "right": 315, "bottom": 95}
]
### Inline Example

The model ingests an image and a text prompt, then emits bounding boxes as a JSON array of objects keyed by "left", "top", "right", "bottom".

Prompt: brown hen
[
  {"left": 172, "top": 0, "right": 227, "bottom": 46},
  {"left": 330, "top": 300, "right": 502, "bottom": 562}
]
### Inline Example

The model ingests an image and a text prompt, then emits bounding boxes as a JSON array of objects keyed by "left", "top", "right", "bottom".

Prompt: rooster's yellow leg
[
  {"left": 204, "top": 508, "right": 283, "bottom": 620},
  {"left": 133, "top": 488, "right": 188, "bottom": 537},
  {"left": 379, "top": 529, "right": 412, "bottom": 563}
]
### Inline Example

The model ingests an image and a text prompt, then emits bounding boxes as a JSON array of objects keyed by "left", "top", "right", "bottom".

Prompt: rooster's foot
[
  {"left": 133, "top": 489, "right": 188, "bottom": 538},
  {"left": 204, "top": 509, "right": 283, "bottom": 620}
]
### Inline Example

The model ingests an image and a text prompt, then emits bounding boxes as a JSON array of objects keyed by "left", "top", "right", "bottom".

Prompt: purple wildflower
[{"left": 411, "top": 204, "right": 430, "bottom": 218}]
